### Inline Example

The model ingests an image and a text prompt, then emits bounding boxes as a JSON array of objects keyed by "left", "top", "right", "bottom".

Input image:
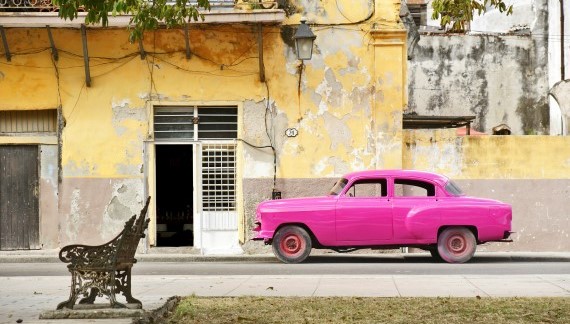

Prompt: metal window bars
[{"left": 201, "top": 143, "right": 237, "bottom": 230}]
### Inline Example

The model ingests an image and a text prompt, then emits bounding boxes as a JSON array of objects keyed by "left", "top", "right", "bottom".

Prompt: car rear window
[
  {"left": 394, "top": 179, "right": 436, "bottom": 197},
  {"left": 445, "top": 180, "right": 464, "bottom": 196},
  {"left": 329, "top": 178, "right": 348, "bottom": 196}
]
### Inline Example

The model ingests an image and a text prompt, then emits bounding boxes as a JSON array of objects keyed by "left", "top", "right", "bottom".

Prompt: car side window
[
  {"left": 394, "top": 179, "right": 435, "bottom": 197},
  {"left": 345, "top": 179, "right": 388, "bottom": 198}
]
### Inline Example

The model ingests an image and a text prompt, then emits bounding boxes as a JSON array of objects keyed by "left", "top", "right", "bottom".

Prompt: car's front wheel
[
  {"left": 272, "top": 226, "right": 312, "bottom": 264},
  {"left": 437, "top": 227, "right": 476, "bottom": 263}
]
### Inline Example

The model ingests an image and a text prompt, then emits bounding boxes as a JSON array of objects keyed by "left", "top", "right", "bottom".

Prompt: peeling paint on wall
[
  {"left": 409, "top": 30, "right": 549, "bottom": 134},
  {"left": 66, "top": 189, "right": 88, "bottom": 243},
  {"left": 3, "top": 0, "right": 407, "bottom": 251},
  {"left": 322, "top": 112, "right": 352, "bottom": 150},
  {"left": 111, "top": 98, "right": 146, "bottom": 136},
  {"left": 39, "top": 145, "right": 59, "bottom": 249},
  {"left": 404, "top": 132, "right": 570, "bottom": 180},
  {"left": 102, "top": 180, "right": 144, "bottom": 239}
]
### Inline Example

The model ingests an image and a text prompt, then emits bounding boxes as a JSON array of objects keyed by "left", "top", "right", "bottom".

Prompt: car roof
[{"left": 342, "top": 170, "right": 450, "bottom": 186}]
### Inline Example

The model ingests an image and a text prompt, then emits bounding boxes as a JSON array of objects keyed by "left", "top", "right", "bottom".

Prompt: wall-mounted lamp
[{"left": 294, "top": 18, "right": 316, "bottom": 61}]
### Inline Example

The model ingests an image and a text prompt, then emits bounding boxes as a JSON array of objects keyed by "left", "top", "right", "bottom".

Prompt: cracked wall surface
[
  {"left": 0, "top": 1, "right": 406, "bottom": 247},
  {"left": 408, "top": 0, "right": 550, "bottom": 135}
]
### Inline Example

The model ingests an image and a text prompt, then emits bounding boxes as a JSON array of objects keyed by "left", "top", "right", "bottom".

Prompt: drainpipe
[{"left": 562, "top": 0, "right": 565, "bottom": 80}]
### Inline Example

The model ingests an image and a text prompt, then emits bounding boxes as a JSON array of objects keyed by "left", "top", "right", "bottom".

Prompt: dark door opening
[{"left": 155, "top": 144, "right": 194, "bottom": 247}]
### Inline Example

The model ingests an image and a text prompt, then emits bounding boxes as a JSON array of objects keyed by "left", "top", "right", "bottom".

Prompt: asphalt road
[{"left": 2, "top": 254, "right": 569, "bottom": 277}]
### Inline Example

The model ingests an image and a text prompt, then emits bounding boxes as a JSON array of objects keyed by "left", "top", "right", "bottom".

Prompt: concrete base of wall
[{"left": 200, "top": 230, "right": 243, "bottom": 255}]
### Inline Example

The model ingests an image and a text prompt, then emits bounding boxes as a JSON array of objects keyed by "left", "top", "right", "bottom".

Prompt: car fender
[{"left": 402, "top": 205, "right": 442, "bottom": 241}]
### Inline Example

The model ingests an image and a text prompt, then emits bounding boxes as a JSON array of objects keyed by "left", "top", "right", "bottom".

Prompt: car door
[
  {"left": 391, "top": 177, "right": 440, "bottom": 241},
  {"left": 335, "top": 178, "right": 393, "bottom": 244}
]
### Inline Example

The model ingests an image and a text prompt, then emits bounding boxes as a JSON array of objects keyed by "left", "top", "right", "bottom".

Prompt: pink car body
[{"left": 253, "top": 170, "right": 512, "bottom": 263}]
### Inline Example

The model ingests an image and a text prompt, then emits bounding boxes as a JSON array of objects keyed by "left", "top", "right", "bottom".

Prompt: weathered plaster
[
  {"left": 548, "top": 0, "right": 570, "bottom": 135},
  {"left": 243, "top": 100, "right": 280, "bottom": 179},
  {"left": 409, "top": 1, "right": 550, "bottom": 135},
  {"left": 403, "top": 130, "right": 464, "bottom": 177},
  {"left": 39, "top": 145, "right": 59, "bottom": 249},
  {"left": 59, "top": 178, "right": 144, "bottom": 246},
  {"left": 409, "top": 34, "right": 548, "bottom": 134},
  {"left": 102, "top": 181, "right": 144, "bottom": 239},
  {"left": 322, "top": 112, "right": 352, "bottom": 151},
  {"left": 2, "top": 0, "right": 406, "bottom": 251},
  {"left": 404, "top": 131, "right": 570, "bottom": 180},
  {"left": 283, "top": 0, "right": 373, "bottom": 24},
  {"left": 242, "top": 177, "right": 336, "bottom": 239},
  {"left": 111, "top": 99, "right": 147, "bottom": 136}
]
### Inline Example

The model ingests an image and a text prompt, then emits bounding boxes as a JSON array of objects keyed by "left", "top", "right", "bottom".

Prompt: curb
[{"left": 1, "top": 252, "right": 570, "bottom": 263}]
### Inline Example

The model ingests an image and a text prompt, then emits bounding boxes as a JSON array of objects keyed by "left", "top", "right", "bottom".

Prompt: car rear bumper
[{"left": 489, "top": 231, "right": 514, "bottom": 243}]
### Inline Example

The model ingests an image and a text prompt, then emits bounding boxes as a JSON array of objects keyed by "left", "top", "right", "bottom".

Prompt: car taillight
[{"left": 253, "top": 221, "right": 261, "bottom": 231}]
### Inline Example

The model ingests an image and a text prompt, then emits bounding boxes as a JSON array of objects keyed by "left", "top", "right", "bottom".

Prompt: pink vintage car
[{"left": 253, "top": 170, "right": 512, "bottom": 264}]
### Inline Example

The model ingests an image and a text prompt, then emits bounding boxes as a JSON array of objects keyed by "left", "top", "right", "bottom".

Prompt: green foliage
[
  {"left": 431, "top": 0, "right": 513, "bottom": 32},
  {"left": 172, "top": 297, "right": 196, "bottom": 321},
  {"left": 52, "top": 0, "right": 211, "bottom": 42}
]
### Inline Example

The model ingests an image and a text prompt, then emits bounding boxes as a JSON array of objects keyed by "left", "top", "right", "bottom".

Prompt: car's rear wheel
[
  {"left": 437, "top": 227, "right": 476, "bottom": 263},
  {"left": 272, "top": 226, "right": 312, "bottom": 264}
]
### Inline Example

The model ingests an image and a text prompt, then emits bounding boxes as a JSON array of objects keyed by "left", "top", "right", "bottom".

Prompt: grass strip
[{"left": 167, "top": 296, "right": 570, "bottom": 323}]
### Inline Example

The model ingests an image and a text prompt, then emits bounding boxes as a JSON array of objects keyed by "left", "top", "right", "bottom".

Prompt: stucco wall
[
  {"left": 39, "top": 145, "right": 59, "bottom": 249},
  {"left": 408, "top": 0, "right": 550, "bottom": 135},
  {"left": 0, "top": 0, "right": 406, "bottom": 249},
  {"left": 404, "top": 130, "right": 570, "bottom": 251},
  {"left": 548, "top": 0, "right": 570, "bottom": 135}
]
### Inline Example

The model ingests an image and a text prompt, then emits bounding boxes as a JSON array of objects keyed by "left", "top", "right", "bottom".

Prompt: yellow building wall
[
  {"left": 403, "top": 130, "right": 570, "bottom": 179},
  {"left": 0, "top": 1, "right": 405, "bottom": 180},
  {"left": 0, "top": 1, "right": 406, "bottom": 247}
]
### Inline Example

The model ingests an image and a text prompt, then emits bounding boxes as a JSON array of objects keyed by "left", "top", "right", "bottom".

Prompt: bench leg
[
  {"left": 115, "top": 268, "right": 142, "bottom": 308},
  {"left": 78, "top": 288, "right": 99, "bottom": 304},
  {"left": 57, "top": 271, "right": 81, "bottom": 310}
]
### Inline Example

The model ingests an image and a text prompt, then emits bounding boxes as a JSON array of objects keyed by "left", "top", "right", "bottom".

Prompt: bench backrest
[{"left": 113, "top": 197, "right": 151, "bottom": 268}]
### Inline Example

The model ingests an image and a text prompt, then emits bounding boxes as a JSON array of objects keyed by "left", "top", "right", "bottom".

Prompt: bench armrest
[{"left": 59, "top": 238, "right": 120, "bottom": 268}]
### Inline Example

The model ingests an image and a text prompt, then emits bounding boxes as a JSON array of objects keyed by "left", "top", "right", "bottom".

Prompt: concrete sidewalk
[
  {"left": 2, "top": 273, "right": 570, "bottom": 323},
  {"left": 1, "top": 252, "right": 570, "bottom": 324}
]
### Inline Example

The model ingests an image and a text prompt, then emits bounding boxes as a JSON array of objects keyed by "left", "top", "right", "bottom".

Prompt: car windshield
[
  {"left": 445, "top": 180, "right": 464, "bottom": 196},
  {"left": 329, "top": 178, "right": 348, "bottom": 196}
]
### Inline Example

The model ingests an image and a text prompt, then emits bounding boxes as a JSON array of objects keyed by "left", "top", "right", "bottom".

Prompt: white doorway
[{"left": 151, "top": 105, "right": 241, "bottom": 254}]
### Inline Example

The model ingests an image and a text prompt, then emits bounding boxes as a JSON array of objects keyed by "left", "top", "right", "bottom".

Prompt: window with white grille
[{"left": 202, "top": 143, "right": 237, "bottom": 230}]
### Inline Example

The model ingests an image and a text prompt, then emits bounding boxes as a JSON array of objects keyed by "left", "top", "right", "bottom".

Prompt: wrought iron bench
[{"left": 56, "top": 197, "right": 151, "bottom": 310}]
